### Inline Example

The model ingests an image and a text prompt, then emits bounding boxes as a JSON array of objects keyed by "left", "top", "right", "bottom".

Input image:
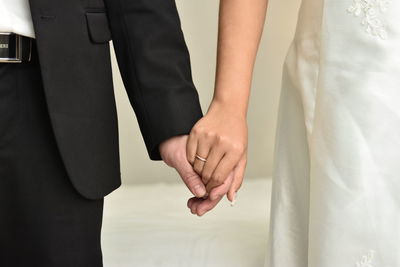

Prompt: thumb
[{"left": 176, "top": 159, "right": 207, "bottom": 198}]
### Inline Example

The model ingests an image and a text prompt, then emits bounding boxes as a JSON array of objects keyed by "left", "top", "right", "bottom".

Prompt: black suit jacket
[{"left": 28, "top": 0, "right": 203, "bottom": 199}]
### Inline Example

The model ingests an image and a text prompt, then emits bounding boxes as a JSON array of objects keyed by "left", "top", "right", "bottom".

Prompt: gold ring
[{"left": 195, "top": 154, "right": 207, "bottom": 162}]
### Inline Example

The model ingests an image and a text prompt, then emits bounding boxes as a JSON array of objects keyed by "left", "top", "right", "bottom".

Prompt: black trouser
[{"left": 0, "top": 43, "right": 104, "bottom": 267}]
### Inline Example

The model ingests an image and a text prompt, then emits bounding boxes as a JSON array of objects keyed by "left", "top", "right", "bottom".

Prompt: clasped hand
[{"left": 160, "top": 101, "right": 248, "bottom": 216}]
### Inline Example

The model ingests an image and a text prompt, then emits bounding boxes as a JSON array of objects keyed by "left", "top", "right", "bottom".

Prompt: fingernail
[
  {"left": 194, "top": 185, "right": 206, "bottom": 197},
  {"left": 230, "top": 192, "right": 237, "bottom": 207}
]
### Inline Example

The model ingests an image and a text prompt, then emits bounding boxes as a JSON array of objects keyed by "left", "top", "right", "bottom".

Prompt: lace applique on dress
[
  {"left": 355, "top": 250, "right": 375, "bottom": 267},
  {"left": 347, "top": 0, "right": 390, "bottom": 40}
]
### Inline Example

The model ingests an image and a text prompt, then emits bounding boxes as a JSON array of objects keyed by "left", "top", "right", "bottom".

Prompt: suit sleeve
[{"left": 104, "top": 0, "right": 203, "bottom": 160}]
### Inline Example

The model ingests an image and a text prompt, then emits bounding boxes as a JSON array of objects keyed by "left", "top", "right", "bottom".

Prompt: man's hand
[
  {"left": 160, "top": 135, "right": 240, "bottom": 216},
  {"left": 159, "top": 135, "right": 207, "bottom": 198},
  {"left": 187, "top": 172, "right": 234, "bottom": 216},
  {"left": 187, "top": 155, "right": 246, "bottom": 216}
]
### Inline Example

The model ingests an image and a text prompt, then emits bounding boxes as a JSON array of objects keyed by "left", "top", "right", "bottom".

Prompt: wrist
[{"left": 208, "top": 97, "right": 248, "bottom": 119}]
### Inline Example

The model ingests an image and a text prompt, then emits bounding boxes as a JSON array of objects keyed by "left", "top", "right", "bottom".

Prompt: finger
[
  {"left": 193, "top": 141, "right": 212, "bottom": 175},
  {"left": 200, "top": 147, "right": 225, "bottom": 185},
  {"left": 209, "top": 172, "right": 234, "bottom": 201},
  {"left": 187, "top": 197, "right": 195, "bottom": 209},
  {"left": 190, "top": 198, "right": 202, "bottom": 215},
  {"left": 227, "top": 157, "right": 247, "bottom": 202},
  {"left": 190, "top": 198, "right": 199, "bottom": 215},
  {"left": 195, "top": 195, "right": 224, "bottom": 216},
  {"left": 187, "top": 196, "right": 206, "bottom": 209},
  {"left": 186, "top": 132, "right": 198, "bottom": 165},
  {"left": 177, "top": 160, "right": 207, "bottom": 198},
  {"left": 187, "top": 170, "right": 235, "bottom": 216},
  {"left": 193, "top": 158, "right": 206, "bottom": 176},
  {"left": 187, "top": 197, "right": 212, "bottom": 216},
  {"left": 187, "top": 197, "right": 202, "bottom": 215},
  {"left": 206, "top": 154, "right": 240, "bottom": 193}
]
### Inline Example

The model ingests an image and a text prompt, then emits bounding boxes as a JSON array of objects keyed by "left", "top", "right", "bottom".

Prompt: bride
[{"left": 186, "top": 0, "right": 400, "bottom": 266}]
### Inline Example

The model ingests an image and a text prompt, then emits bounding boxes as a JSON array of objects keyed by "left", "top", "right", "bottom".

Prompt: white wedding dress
[{"left": 266, "top": 0, "right": 400, "bottom": 266}]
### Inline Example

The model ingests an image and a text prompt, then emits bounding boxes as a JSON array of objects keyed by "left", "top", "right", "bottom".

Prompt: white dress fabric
[{"left": 266, "top": 0, "right": 400, "bottom": 266}]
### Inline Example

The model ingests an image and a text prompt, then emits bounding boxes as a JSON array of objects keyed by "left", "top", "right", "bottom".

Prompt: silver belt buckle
[{"left": 0, "top": 32, "right": 32, "bottom": 63}]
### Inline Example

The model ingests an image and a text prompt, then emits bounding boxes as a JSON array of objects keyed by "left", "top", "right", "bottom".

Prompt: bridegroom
[{"left": 0, "top": 0, "right": 227, "bottom": 266}]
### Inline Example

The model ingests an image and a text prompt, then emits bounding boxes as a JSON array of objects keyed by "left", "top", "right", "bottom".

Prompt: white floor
[{"left": 102, "top": 178, "right": 271, "bottom": 267}]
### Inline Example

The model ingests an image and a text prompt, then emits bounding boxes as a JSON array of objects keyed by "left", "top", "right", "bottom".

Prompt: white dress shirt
[{"left": 0, "top": 0, "right": 35, "bottom": 38}]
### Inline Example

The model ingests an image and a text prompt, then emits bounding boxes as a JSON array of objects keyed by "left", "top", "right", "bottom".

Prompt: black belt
[{"left": 0, "top": 33, "right": 33, "bottom": 63}]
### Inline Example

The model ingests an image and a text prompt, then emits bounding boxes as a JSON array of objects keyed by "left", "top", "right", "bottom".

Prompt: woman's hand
[
  {"left": 185, "top": 0, "right": 267, "bottom": 205},
  {"left": 186, "top": 100, "right": 248, "bottom": 197}
]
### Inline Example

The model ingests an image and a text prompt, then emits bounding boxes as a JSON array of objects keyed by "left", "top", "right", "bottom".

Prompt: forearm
[
  {"left": 211, "top": 0, "right": 268, "bottom": 117},
  {"left": 104, "top": 0, "right": 203, "bottom": 160}
]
